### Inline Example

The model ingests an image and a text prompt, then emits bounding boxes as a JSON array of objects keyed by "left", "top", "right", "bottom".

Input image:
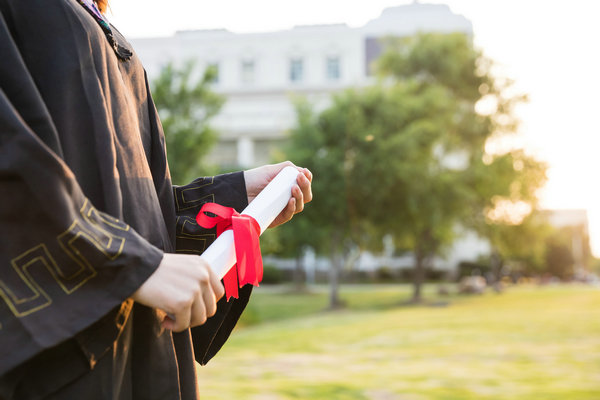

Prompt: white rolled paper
[{"left": 200, "top": 166, "right": 300, "bottom": 279}]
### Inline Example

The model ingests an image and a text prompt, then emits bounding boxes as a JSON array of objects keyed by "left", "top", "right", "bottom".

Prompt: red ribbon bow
[{"left": 196, "top": 203, "right": 263, "bottom": 300}]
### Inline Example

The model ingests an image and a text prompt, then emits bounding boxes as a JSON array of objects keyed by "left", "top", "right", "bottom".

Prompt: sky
[{"left": 108, "top": 0, "right": 600, "bottom": 255}]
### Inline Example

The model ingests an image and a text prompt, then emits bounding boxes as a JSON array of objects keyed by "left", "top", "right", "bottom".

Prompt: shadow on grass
[{"left": 240, "top": 284, "right": 460, "bottom": 327}]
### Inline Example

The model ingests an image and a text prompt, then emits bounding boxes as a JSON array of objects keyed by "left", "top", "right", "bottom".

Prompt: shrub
[{"left": 261, "top": 264, "right": 284, "bottom": 284}]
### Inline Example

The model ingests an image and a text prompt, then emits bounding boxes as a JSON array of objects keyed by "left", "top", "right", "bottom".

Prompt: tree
[
  {"left": 369, "top": 32, "right": 547, "bottom": 301},
  {"left": 285, "top": 32, "right": 547, "bottom": 304},
  {"left": 151, "top": 61, "right": 224, "bottom": 184},
  {"left": 262, "top": 215, "right": 324, "bottom": 292},
  {"left": 476, "top": 153, "right": 549, "bottom": 282},
  {"left": 483, "top": 212, "right": 553, "bottom": 283},
  {"left": 283, "top": 99, "right": 364, "bottom": 307}
]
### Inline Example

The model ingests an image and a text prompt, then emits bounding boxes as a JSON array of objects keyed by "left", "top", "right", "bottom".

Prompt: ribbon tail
[
  {"left": 232, "top": 216, "right": 262, "bottom": 287},
  {"left": 249, "top": 217, "right": 263, "bottom": 285},
  {"left": 255, "top": 233, "right": 263, "bottom": 285},
  {"left": 223, "top": 266, "right": 239, "bottom": 300},
  {"left": 247, "top": 226, "right": 262, "bottom": 286}
]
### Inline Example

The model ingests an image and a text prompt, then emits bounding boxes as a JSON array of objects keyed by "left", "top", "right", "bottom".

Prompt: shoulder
[
  {"left": 3, "top": 0, "right": 145, "bottom": 80},
  {"left": 1, "top": 0, "right": 105, "bottom": 61}
]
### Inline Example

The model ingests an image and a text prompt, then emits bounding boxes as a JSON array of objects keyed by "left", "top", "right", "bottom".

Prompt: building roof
[{"left": 361, "top": 3, "right": 473, "bottom": 36}]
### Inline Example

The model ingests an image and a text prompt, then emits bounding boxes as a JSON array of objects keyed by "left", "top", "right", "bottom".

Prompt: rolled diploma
[{"left": 199, "top": 166, "right": 300, "bottom": 279}]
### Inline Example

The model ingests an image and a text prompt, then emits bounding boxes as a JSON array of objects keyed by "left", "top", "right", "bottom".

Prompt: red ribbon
[{"left": 196, "top": 203, "right": 263, "bottom": 300}]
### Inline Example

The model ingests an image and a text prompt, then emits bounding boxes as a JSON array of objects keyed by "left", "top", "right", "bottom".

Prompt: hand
[
  {"left": 244, "top": 161, "right": 313, "bottom": 228},
  {"left": 131, "top": 253, "right": 225, "bottom": 332}
]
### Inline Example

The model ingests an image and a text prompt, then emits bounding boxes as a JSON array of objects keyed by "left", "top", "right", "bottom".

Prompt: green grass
[
  {"left": 238, "top": 284, "right": 456, "bottom": 326},
  {"left": 197, "top": 284, "right": 600, "bottom": 399}
]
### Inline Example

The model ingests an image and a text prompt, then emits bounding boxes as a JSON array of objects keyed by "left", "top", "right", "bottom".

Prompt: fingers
[
  {"left": 245, "top": 161, "right": 297, "bottom": 203},
  {"left": 288, "top": 168, "right": 312, "bottom": 216},
  {"left": 301, "top": 167, "right": 312, "bottom": 182},
  {"left": 274, "top": 165, "right": 312, "bottom": 215},
  {"left": 263, "top": 161, "right": 297, "bottom": 180},
  {"left": 296, "top": 170, "right": 313, "bottom": 206},
  {"left": 268, "top": 197, "right": 296, "bottom": 228},
  {"left": 271, "top": 161, "right": 312, "bottom": 180},
  {"left": 170, "top": 287, "right": 217, "bottom": 331},
  {"left": 188, "top": 261, "right": 222, "bottom": 328},
  {"left": 191, "top": 290, "right": 208, "bottom": 328},
  {"left": 292, "top": 184, "right": 305, "bottom": 214},
  {"left": 170, "top": 296, "right": 192, "bottom": 332},
  {"left": 197, "top": 268, "right": 223, "bottom": 324},
  {"left": 246, "top": 161, "right": 312, "bottom": 207},
  {"left": 141, "top": 255, "right": 223, "bottom": 332},
  {"left": 161, "top": 314, "right": 176, "bottom": 331},
  {"left": 208, "top": 267, "right": 225, "bottom": 301},
  {"left": 264, "top": 164, "right": 312, "bottom": 228},
  {"left": 284, "top": 196, "right": 297, "bottom": 221},
  {"left": 277, "top": 160, "right": 296, "bottom": 170}
]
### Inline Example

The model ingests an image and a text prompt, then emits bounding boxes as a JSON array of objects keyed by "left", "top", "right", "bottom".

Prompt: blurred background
[{"left": 111, "top": 1, "right": 599, "bottom": 398}]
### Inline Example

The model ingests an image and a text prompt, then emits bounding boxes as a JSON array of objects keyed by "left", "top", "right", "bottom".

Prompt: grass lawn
[{"left": 197, "top": 284, "right": 600, "bottom": 399}]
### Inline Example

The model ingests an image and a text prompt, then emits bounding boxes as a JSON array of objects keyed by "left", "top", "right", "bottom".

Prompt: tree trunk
[
  {"left": 412, "top": 247, "right": 425, "bottom": 303},
  {"left": 490, "top": 250, "right": 504, "bottom": 293},
  {"left": 293, "top": 249, "right": 306, "bottom": 292},
  {"left": 329, "top": 231, "right": 344, "bottom": 309}
]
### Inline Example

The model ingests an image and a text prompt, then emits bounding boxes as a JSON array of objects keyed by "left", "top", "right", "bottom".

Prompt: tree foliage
[
  {"left": 284, "top": 32, "right": 548, "bottom": 303},
  {"left": 151, "top": 61, "right": 224, "bottom": 184}
]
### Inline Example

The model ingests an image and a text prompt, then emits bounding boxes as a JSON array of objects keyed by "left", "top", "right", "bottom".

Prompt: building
[
  {"left": 131, "top": 2, "right": 472, "bottom": 168},
  {"left": 129, "top": 3, "right": 526, "bottom": 276},
  {"left": 541, "top": 209, "right": 591, "bottom": 277},
  {"left": 131, "top": 2, "right": 482, "bottom": 275},
  {"left": 130, "top": 4, "right": 594, "bottom": 277}
]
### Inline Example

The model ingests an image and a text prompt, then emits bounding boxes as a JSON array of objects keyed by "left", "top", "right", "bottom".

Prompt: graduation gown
[{"left": 0, "top": 1, "right": 251, "bottom": 398}]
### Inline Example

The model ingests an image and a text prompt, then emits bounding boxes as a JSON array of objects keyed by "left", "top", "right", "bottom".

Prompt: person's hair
[{"left": 96, "top": 0, "right": 108, "bottom": 13}]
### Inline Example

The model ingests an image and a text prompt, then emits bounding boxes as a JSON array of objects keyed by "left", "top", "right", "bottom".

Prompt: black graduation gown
[{"left": 0, "top": 1, "right": 251, "bottom": 398}]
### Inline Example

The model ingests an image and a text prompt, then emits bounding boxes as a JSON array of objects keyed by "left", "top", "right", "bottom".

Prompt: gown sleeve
[
  {"left": 0, "top": 10, "right": 163, "bottom": 375},
  {"left": 172, "top": 173, "right": 254, "bottom": 364}
]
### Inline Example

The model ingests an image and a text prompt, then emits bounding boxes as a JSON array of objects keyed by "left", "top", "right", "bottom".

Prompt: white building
[
  {"left": 131, "top": 2, "right": 472, "bottom": 168},
  {"left": 130, "top": 3, "right": 497, "bottom": 274},
  {"left": 131, "top": 3, "right": 593, "bottom": 276}
]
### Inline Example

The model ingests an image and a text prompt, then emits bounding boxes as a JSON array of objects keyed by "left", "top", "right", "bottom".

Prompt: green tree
[
  {"left": 262, "top": 215, "right": 325, "bottom": 292},
  {"left": 369, "top": 32, "right": 547, "bottom": 301},
  {"left": 285, "top": 32, "right": 547, "bottom": 304},
  {"left": 476, "top": 153, "right": 549, "bottom": 282},
  {"left": 151, "top": 61, "right": 224, "bottom": 184},
  {"left": 484, "top": 212, "right": 553, "bottom": 283},
  {"left": 283, "top": 99, "right": 361, "bottom": 307}
]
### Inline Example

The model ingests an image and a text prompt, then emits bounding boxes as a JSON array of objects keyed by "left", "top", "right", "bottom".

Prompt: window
[
  {"left": 326, "top": 56, "right": 341, "bottom": 80},
  {"left": 289, "top": 58, "right": 304, "bottom": 82},
  {"left": 241, "top": 60, "right": 255, "bottom": 84}
]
